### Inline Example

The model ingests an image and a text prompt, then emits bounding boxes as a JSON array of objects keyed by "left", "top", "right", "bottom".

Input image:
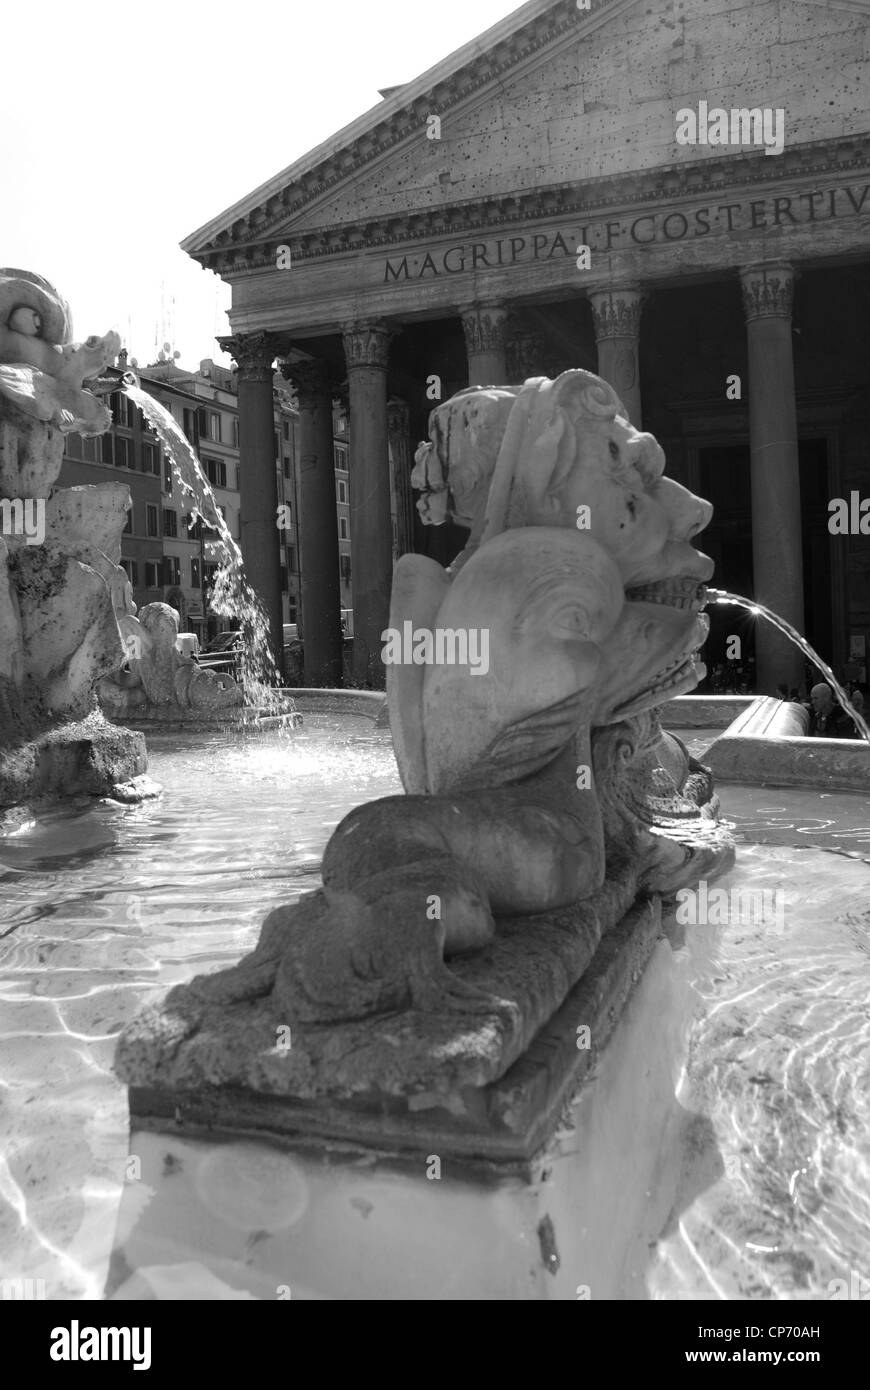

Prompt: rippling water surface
[{"left": 0, "top": 716, "right": 867, "bottom": 1300}]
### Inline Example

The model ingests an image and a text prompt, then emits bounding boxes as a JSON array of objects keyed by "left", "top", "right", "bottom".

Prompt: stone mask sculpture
[{"left": 117, "top": 369, "right": 734, "bottom": 1123}]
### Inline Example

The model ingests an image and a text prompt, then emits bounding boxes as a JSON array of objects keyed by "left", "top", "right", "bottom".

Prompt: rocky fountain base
[{"left": 0, "top": 269, "right": 159, "bottom": 816}]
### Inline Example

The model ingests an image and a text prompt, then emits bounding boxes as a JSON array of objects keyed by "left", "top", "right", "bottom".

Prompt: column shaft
[
  {"left": 343, "top": 322, "right": 394, "bottom": 688},
  {"left": 588, "top": 286, "right": 644, "bottom": 427},
  {"left": 388, "top": 398, "right": 415, "bottom": 559},
  {"left": 740, "top": 263, "right": 805, "bottom": 692},
  {"left": 283, "top": 360, "right": 343, "bottom": 686}
]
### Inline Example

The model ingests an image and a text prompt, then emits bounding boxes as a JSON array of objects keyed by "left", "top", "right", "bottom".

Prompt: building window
[
  {"left": 142, "top": 441, "right": 159, "bottom": 475},
  {"left": 101, "top": 433, "right": 114, "bottom": 465},
  {"left": 232, "top": 417, "right": 239, "bottom": 448},
  {"left": 280, "top": 565, "right": 288, "bottom": 593},
  {"left": 283, "top": 455, "right": 291, "bottom": 479},
  {"left": 183, "top": 407, "right": 198, "bottom": 443},
  {"left": 333, "top": 444, "right": 347, "bottom": 472},
  {"left": 146, "top": 504, "right": 159, "bottom": 537},
  {"left": 283, "top": 422, "right": 290, "bottom": 441},
  {"left": 144, "top": 560, "right": 161, "bottom": 589},
  {"left": 191, "top": 557, "right": 201, "bottom": 587},
  {"left": 202, "top": 561, "right": 218, "bottom": 587},
  {"left": 115, "top": 435, "right": 133, "bottom": 469},
  {"left": 163, "top": 555, "right": 181, "bottom": 586},
  {"left": 337, "top": 480, "right": 347, "bottom": 503},
  {"left": 340, "top": 554, "right": 351, "bottom": 582},
  {"left": 339, "top": 517, "right": 348, "bottom": 540},
  {"left": 66, "top": 434, "right": 82, "bottom": 460},
  {"left": 201, "top": 410, "right": 221, "bottom": 442},
  {"left": 287, "top": 546, "right": 297, "bottom": 573},
  {"left": 204, "top": 457, "right": 227, "bottom": 488},
  {"left": 123, "top": 507, "right": 133, "bottom": 534},
  {"left": 162, "top": 508, "right": 177, "bottom": 538},
  {"left": 163, "top": 454, "right": 172, "bottom": 493},
  {"left": 288, "top": 600, "right": 297, "bottom": 624},
  {"left": 113, "top": 393, "right": 131, "bottom": 427}
]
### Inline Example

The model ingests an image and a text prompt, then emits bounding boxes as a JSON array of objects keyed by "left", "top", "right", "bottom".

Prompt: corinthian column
[
  {"left": 739, "top": 262, "right": 804, "bottom": 693},
  {"left": 587, "top": 285, "right": 644, "bottom": 427},
  {"left": 459, "top": 302, "right": 509, "bottom": 386},
  {"left": 281, "top": 358, "right": 343, "bottom": 686},
  {"left": 342, "top": 320, "right": 395, "bottom": 687},
  {"left": 220, "top": 331, "right": 283, "bottom": 677}
]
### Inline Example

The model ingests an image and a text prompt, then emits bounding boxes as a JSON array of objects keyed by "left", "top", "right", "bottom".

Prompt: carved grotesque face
[{"left": 484, "top": 373, "right": 713, "bottom": 715}]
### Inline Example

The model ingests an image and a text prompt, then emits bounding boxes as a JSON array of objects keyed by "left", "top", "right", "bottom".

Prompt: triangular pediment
[
  {"left": 182, "top": 0, "right": 641, "bottom": 263},
  {"left": 185, "top": 0, "right": 870, "bottom": 271}
]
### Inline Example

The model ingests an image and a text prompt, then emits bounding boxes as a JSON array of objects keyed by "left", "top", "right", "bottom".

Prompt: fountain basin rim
[{"left": 706, "top": 695, "right": 870, "bottom": 793}]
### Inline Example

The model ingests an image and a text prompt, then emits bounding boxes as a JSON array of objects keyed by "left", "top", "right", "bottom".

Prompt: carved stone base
[{"left": 0, "top": 710, "right": 150, "bottom": 810}]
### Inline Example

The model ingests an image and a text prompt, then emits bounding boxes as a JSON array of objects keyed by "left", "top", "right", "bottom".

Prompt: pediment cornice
[
  {"left": 200, "top": 132, "right": 870, "bottom": 276},
  {"left": 183, "top": 0, "right": 641, "bottom": 261}
]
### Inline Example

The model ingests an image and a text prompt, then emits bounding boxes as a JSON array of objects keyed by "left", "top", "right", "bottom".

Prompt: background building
[{"left": 181, "top": 0, "right": 870, "bottom": 693}]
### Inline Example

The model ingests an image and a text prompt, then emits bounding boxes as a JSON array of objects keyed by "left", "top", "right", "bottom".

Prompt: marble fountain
[{"left": 1, "top": 273, "right": 868, "bottom": 1302}]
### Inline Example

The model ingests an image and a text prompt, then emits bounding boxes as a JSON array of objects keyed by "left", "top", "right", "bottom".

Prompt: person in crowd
[{"left": 805, "top": 682, "right": 856, "bottom": 738}]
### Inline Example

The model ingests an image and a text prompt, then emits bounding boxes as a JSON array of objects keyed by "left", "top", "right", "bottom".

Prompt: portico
[{"left": 185, "top": 0, "right": 870, "bottom": 692}]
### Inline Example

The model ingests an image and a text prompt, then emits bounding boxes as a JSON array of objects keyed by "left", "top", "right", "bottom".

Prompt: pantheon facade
[{"left": 182, "top": 0, "right": 870, "bottom": 690}]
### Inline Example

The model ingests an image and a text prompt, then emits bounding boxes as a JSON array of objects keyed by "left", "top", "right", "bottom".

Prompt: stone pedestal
[
  {"left": 221, "top": 333, "right": 284, "bottom": 679},
  {"left": 343, "top": 322, "right": 394, "bottom": 688},
  {"left": 739, "top": 264, "right": 805, "bottom": 693},
  {"left": 107, "top": 904, "right": 700, "bottom": 1301},
  {"left": 588, "top": 286, "right": 644, "bottom": 427},
  {"left": 283, "top": 360, "right": 343, "bottom": 686},
  {"left": 460, "top": 302, "right": 509, "bottom": 387}
]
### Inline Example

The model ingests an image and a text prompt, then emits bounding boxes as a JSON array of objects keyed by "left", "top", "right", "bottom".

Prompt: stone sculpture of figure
[
  {"left": 98, "top": 602, "right": 244, "bottom": 716},
  {"left": 181, "top": 370, "right": 730, "bottom": 1035},
  {"left": 0, "top": 268, "right": 120, "bottom": 435}
]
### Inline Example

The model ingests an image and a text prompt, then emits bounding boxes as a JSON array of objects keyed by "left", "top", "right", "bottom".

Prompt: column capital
[
  {"left": 587, "top": 285, "right": 644, "bottom": 341},
  {"left": 341, "top": 320, "right": 394, "bottom": 371},
  {"left": 280, "top": 356, "right": 339, "bottom": 406},
  {"left": 218, "top": 331, "right": 280, "bottom": 381},
  {"left": 458, "top": 301, "right": 510, "bottom": 356},
  {"left": 739, "top": 262, "right": 796, "bottom": 321}
]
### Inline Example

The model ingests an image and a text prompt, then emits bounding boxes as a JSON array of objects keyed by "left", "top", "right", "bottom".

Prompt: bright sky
[{"left": 2, "top": 0, "right": 520, "bottom": 369}]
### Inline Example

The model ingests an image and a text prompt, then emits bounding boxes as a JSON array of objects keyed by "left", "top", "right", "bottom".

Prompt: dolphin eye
[
  {"left": 609, "top": 439, "right": 620, "bottom": 460},
  {"left": 627, "top": 495, "right": 638, "bottom": 517}
]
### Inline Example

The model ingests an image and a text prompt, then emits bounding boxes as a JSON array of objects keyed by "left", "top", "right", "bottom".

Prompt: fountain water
[
  {"left": 706, "top": 589, "right": 870, "bottom": 744},
  {"left": 119, "top": 375, "right": 283, "bottom": 714}
]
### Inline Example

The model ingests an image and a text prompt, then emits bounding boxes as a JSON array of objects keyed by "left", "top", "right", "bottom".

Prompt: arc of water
[
  {"left": 120, "top": 374, "right": 280, "bottom": 710},
  {"left": 706, "top": 589, "right": 870, "bottom": 745}
]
